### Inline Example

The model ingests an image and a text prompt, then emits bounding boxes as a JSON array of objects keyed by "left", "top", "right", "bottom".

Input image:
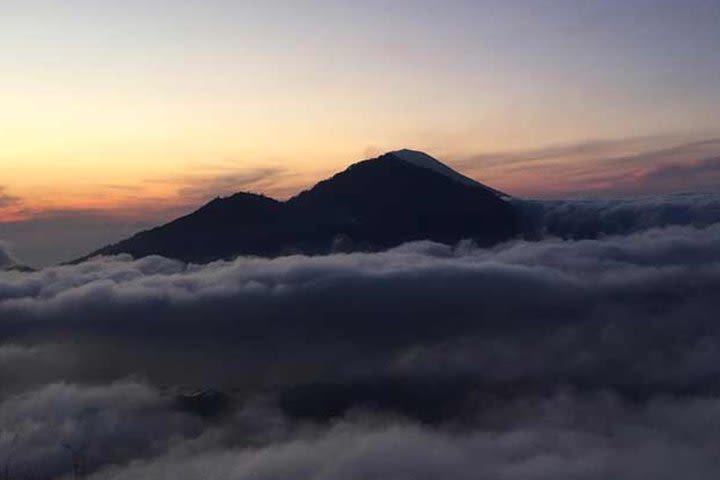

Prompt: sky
[{"left": 2, "top": 0, "right": 720, "bottom": 266}]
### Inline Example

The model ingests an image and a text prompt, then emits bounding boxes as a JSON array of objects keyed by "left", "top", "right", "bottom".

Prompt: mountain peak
[
  {"left": 387, "top": 149, "right": 482, "bottom": 188},
  {"left": 387, "top": 149, "right": 507, "bottom": 197}
]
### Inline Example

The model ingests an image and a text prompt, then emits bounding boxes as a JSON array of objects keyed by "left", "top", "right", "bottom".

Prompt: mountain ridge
[{"left": 76, "top": 150, "right": 518, "bottom": 264}]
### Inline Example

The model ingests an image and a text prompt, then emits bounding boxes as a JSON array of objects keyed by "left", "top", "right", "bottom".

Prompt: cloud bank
[
  {"left": 518, "top": 192, "right": 720, "bottom": 238},
  {"left": 3, "top": 194, "right": 720, "bottom": 478}
]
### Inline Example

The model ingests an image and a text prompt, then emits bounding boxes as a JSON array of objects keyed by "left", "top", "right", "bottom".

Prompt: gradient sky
[{"left": 2, "top": 0, "right": 720, "bottom": 266}]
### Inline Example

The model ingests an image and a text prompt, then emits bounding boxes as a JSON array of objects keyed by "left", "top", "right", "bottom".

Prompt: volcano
[{"left": 79, "top": 150, "right": 518, "bottom": 263}]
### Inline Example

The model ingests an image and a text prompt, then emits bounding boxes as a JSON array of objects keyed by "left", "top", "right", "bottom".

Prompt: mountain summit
[
  {"left": 391, "top": 149, "right": 509, "bottom": 197},
  {"left": 390, "top": 149, "right": 486, "bottom": 188},
  {"left": 78, "top": 151, "right": 518, "bottom": 263}
]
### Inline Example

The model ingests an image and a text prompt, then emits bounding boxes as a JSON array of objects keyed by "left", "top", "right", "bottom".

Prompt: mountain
[{"left": 78, "top": 150, "right": 519, "bottom": 263}]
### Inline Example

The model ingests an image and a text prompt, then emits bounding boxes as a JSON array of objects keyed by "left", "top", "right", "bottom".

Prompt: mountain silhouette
[{"left": 78, "top": 150, "right": 519, "bottom": 263}]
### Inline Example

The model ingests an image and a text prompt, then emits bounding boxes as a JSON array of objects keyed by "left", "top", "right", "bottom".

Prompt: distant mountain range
[{"left": 78, "top": 150, "right": 519, "bottom": 263}]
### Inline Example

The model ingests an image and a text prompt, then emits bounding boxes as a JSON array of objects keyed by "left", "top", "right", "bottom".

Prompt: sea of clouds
[{"left": 3, "top": 193, "right": 720, "bottom": 479}]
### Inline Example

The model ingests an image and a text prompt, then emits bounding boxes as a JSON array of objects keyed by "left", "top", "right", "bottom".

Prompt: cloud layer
[
  {"left": 519, "top": 192, "right": 720, "bottom": 238},
  {"left": 3, "top": 194, "right": 720, "bottom": 478}
]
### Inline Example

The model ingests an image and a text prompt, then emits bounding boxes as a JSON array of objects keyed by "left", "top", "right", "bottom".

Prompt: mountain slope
[
  {"left": 78, "top": 151, "right": 519, "bottom": 263},
  {"left": 85, "top": 192, "right": 288, "bottom": 263}
]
